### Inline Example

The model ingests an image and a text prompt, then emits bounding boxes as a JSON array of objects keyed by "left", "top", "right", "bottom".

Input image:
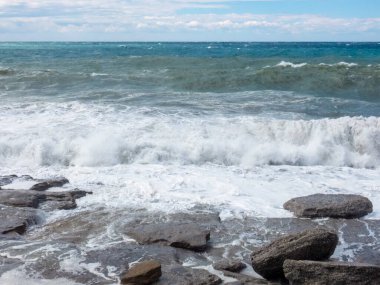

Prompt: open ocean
[{"left": 0, "top": 42, "right": 380, "bottom": 283}]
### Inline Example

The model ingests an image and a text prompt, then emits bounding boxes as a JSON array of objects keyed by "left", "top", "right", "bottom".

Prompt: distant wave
[
  {"left": 0, "top": 103, "right": 379, "bottom": 168},
  {"left": 1, "top": 58, "right": 378, "bottom": 98}
]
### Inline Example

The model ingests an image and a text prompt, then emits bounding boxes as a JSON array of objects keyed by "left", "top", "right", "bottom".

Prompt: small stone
[
  {"left": 283, "top": 194, "right": 373, "bottom": 219},
  {"left": 251, "top": 228, "right": 338, "bottom": 280},
  {"left": 120, "top": 260, "right": 161, "bottom": 285},
  {"left": 213, "top": 259, "right": 247, "bottom": 273},
  {"left": 283, "top": 259, "right": 380, "bottom": 285}
]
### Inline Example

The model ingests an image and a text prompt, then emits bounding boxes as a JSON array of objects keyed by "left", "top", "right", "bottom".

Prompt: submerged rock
[
  {"left": 0, "top": 205, "right": 38, "bottom": 235},
  {"left": 221, "top": 270, "right": 272, "bottom": 284},
  {"left": 120, "top": 260, "right": 161, "bottom": 285},
  {"left": 213, "top": 259, "right": 247, "bottom": 273},
  {"left": 30, "top": 177, "right": 69, "bottom": 191},
  {"left": 283, "top": 194, "right": 373, "bottom": 218},
  {"left": 251, "top": 228, "right": 338, "bottom": 280},
  {"left": 156, "top": 265, "right": 222, "bottom": 285},
  {"left": 283, "top": 259, "right": 380, "bottom": 285},
  {"left": 126, "top": 223, "right": 210, "bottom": 251}
]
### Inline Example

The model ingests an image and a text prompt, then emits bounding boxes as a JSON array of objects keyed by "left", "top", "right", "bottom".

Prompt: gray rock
[
  {"left": 0, "top": 256, "right": 24, "bottom": 275},
  {"left": 251, "top": 228, "right": 338, "bottom": 280},
  {"left": 283, "top": 259, "right": 380, "bottom": 285},
  {"left": 0, "top": 205, "right": 38, "bottom": 234},
  {"left": 126, "top": 223, "right": 210, "bottom": 251},
  {"left": 213, "top": 259, "right": 247, "bottom": 273},
  {"left": 155, "top": 265, "right": 222, "bottom": 285},
  {"left": 0, "top": 190, "right": 90, "bottom": 210},
  {"left": 30, "top": 177, "right": 69, "bottom": 191},
  {"left": 0, "top": 175, "right": 18, "bottom": 187},
  {"left": 283, "top": 194, "right": 373, "bottom": 218},
  {"left": 120, "top": 260, "right": 162, "bottom": 285}
]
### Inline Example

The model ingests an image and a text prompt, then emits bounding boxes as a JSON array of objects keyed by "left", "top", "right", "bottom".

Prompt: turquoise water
[{"left": 1, "top": 42, "right": 380, "bottom": 118}]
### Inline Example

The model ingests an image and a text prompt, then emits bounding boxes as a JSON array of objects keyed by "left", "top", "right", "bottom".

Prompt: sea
[{"left": 0, "top": 42, "right": 380, "bottom": 283}]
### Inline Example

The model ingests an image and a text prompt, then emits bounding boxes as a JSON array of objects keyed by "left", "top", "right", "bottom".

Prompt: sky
[{"left": 0, "top": 0, "right": 379, "bottom": 41}]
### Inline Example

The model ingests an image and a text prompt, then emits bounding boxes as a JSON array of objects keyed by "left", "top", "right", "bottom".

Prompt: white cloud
[{"left": 0, "top": 0, "right": 379, "bottom": 40}]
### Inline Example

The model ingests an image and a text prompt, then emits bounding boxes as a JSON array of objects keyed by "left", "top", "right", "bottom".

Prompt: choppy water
[{"left": 0, "top": 42, "right": 380, "bottom": 284}]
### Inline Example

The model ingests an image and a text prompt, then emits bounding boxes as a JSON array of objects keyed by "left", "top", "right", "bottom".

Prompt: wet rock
[
  {"left": 0, "top": 175, "right": 18, "bottom": 187},
  {"left": 0, "top": 205, "right": 38, "bottom": 234},
  {"left": 0, "top": 190, "right": 90, "bottom": 211},
  {"left": 251, "top": 228, "right": 338, "bottom": 280},
  {"left": 0, "top": 190, "right": 40, "bottom": 208},
  {"left": 0, "top": 256, "right": 24, "bottom": 275},
  {"left": 155, "top": 265, "right": 222, "bottom": 285},
  {"left": 283, "top": 259, "right": 380, "bottom": 285},
  {"left": 126, "top": 223, "right": 210, "bottom": 251},
  {"left": 221, "top": 270, "right": 273, "bottom": 284},
  {"left": 120, "top": 260, "right": 162, "bottom": 285},
  {"left": 30, "top": 177, "right": 69, "bottom": 191},
  {"left": 213, "top": 259, "right": 246, "bottom": 273},
  {"left": 283, "top": 194, "right": 373, "bottom": 218}
]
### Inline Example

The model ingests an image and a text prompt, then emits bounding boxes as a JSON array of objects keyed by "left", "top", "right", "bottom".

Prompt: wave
[
  {"left": 0, "top": 104, "right": 379, "bottom": 168},
  {"left": 1, "top": 58, "right": 378, "bottom": 99}
]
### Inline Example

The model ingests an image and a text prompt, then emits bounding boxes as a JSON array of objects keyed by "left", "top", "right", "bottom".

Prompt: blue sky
[{"left": 0, "top": 0, "right": 379, "bottom": 41}]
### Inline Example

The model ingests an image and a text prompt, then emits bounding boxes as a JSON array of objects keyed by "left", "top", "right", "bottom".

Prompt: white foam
[
  {"left": 275, "top": 61, "right": 307, "bottom": 68},
  {"left": 0, "top": 103, "right": 379, "bottom": 169}
]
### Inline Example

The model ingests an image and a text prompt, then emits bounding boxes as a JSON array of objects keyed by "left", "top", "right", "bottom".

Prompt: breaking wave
[{"left": 0, "top": 103, "right": 379, "bottom": 168}]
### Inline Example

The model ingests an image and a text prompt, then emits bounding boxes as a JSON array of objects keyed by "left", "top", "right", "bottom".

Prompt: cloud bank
[{"left": 0, "top": 0, "right": 379, "bottom": 41}]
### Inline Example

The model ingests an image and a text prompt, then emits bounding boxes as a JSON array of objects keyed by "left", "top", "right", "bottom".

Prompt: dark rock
[
  {"left": 0, "top": 205, "right": 38, "bottom": 234},
  {"left": 155, "top": 265, "right": 222, "bottom": 285},
  {"left": 0, "top": 190, "right": 40, "bottom": 208},
  {"left": 120, "top": 260, "right": 161, "bottom": 285},
  {"left": 221, "top": 270, "right": 272, "bottom": 284},
  {"left": 0, "top": 190, "right": 90, "bottom": 211},
  {"left": 251, "top": 228, "right": 338, "bottom": 280},
  {"left": 0, "top": 175, "right": 18, "bottom": 187},
  {"left": 0, "top": 256, "right": 24, "bottom": 275},
  {"left": 30, "top": 177, "right": 69, "bottom": 191},
  {"left": 213, "top": 259, "right": 247, "bottom": 273},
  {"left": 283, "top": 194, "right": 373, "bottom": 218},
  {"left": 126, "top": 223, "right": 210, "bottom": 251},
  {"left": 283, "top": 259, "right": 380, "bottom": 285}
]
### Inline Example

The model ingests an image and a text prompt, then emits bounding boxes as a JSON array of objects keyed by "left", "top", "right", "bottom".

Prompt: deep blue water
[{"left": 0, "top": 42, "right": 380, "bottom": 118}]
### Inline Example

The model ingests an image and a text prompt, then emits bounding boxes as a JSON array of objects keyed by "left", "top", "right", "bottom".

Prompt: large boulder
[
  {"left": 283, "top": 259, "right": 380, "bottom": 285},
  {"left": 0, "top": 205, "right": 39, "bottom": 235},
  {"left": 251, "top": 228, "right": 338, "bottom": 280},
  {"left": 283, "top": 194, "right": 373, "bottom": 218},
  {"left": 126, "top": 223, "right": 210, "bottom": 251},
  {"left": 120, "top": 260, "right": 161, "bottom": 285}
]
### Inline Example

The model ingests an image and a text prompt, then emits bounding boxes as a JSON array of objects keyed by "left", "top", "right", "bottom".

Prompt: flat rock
[
  {"left": 251, "top": 228, "right": 338, "bottom": 280},
  {"left": 0, "top": 205, "right": 39, "bottom": 235},
  {"left": 120, "top": 260, "right": 162, "bottom": 285},
  {"left": 0, "top": 190, "right": 90, "bottom": 211},
  {"left": 283, "top": 259, "right": 380, "bottom": 285},
  {"left": 155, "top": 266, "right": 222, "bottom": 285},
  {"left": 30, "top": 177, "right": 69, "bottom": 191},
  {"left": 126, "top": 223, "right": 210, "bottom": 251},
  {"left": 213, "top": 259, "right": 247, "bottom": 273},
  {"left": 283, "top": 194, "right": 373, "bottom": 218}
]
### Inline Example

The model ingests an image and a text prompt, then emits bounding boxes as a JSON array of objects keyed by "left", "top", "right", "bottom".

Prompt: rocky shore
[{"left": 0, "top": 175, "right": 380, "bottom": 284}]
